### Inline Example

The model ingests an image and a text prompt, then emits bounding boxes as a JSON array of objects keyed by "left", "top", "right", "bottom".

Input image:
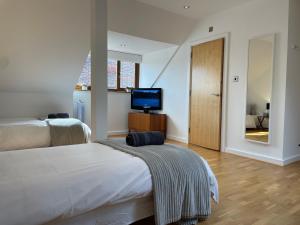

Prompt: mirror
[{"left": 245, "top": 34, "right": 275, "bottom": 143}]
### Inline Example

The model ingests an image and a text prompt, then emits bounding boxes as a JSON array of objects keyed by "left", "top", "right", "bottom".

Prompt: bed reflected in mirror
[{"left": 245, "top": 34, "right": 274, "bottom": 144}]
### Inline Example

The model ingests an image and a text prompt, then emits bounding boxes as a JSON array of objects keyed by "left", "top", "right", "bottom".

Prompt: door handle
[{"left": 211, "top": 93, "right": 220, "bottom": 97}]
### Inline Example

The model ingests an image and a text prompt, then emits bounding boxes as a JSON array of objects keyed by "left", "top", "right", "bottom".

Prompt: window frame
[{"left": 108, "top": 60, "right": 140, "bottom": 93}]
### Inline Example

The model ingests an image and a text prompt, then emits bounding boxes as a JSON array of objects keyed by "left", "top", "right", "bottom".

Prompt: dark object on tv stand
[
  {"left": 48, "top": 113, "right": 70, "bottom": 119},
  {"left": 143, "top": 107, "right": 150, "bottom": 114}
]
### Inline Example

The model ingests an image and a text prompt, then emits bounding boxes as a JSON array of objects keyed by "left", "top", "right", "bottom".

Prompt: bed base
[{"left": 45, "top": 196, "right": 154, "bottom": 225}]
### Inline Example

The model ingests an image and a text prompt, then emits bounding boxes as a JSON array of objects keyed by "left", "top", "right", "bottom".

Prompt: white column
[{"left": 91, "top": 0, "right": 107, "bottom": 141}]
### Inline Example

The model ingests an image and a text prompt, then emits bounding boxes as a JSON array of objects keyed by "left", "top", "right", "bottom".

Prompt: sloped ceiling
[
  {"left": 108, "top": 0, "right": 196, "bottom": 45},
  {"left": 0, "top": 0, "right": 91, "bottom": 93},
  {"left": 0, "top": 0, "right": 196, "bottom": 95},
  {"left": 108, "top": 31, "right": 177, "bottom": 55}
]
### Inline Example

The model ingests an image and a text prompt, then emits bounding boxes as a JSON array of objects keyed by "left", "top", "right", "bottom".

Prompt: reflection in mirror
[{"left": 245, "top": 34, "right": 274, "bottom": 143}]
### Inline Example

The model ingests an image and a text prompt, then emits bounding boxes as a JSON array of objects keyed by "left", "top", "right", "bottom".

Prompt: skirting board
[
  {"left": 226, "top": 147, "right": 300, "bottom": 166},
  {"left": 282, "top": 154, "right": 300, "bottom": 166},
  {"left": 167, "top": 135, "right": 188, "bottom": 144},
  {"left": 225, "top": 147, "right": 284, "bottom": 166}
]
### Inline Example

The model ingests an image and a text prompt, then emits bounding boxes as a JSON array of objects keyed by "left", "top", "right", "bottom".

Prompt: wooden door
[{"left": 189, "top": 39, "right": 224, "bottom": 151}]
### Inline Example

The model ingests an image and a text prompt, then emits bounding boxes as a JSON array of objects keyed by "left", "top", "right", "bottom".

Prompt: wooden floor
[{"left": 132, "top": 140, "right": 300, "bottom": 225}]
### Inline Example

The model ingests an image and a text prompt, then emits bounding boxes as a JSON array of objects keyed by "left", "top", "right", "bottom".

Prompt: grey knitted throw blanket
[{"left": 99, "top": 140, "right": 211, "bottom": 225}]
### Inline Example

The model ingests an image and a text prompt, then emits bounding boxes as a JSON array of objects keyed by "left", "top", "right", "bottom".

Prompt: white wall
[
  {"left": 140, "top": 46, "right": 178, "bottom": 88},
  {"left": 108, "top": 92, "right": 131, "bottom": 134},
  {"left": 151, "top": 0, "right": 289, "bottom": 163},
  {"left": 73, "top": 91, "right": 130, "bottom": 134},
  {"left": 283, "top": 0, "right": 300, "bottom": 163},
  {"left": 108, "top": 50, "right": 142, "bottom": 63},
  {"left": 151, "top": 44, "right": 191, "bottom": 143},
  {"left": 91, "top": 0, "right": 107, "bottom": 140},
  {"left": 0, "top": 91, "right": 72, "bottom": 118}
]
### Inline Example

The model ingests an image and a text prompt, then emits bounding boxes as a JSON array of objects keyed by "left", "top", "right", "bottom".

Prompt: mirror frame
[{"left": 244, "top": 33, "right": 276, "bottom": 145}]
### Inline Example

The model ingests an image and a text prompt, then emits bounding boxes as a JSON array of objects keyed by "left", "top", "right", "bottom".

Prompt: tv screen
[{"left": 131, "top": 88, "right": 162, "bottom": 112}]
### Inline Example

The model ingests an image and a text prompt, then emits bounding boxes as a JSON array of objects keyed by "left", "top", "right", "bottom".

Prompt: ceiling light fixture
[{"left": 183, "top": 5, "right": 190, "bottom": 9}]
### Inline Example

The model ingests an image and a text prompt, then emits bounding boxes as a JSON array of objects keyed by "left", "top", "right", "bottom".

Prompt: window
[
  {"left": 109, "top": 60, "right": 139, "bottom": 91},
  {"left": 120, "top": 61, "right": 136, "bottom": 89},
  {"left": 77, "top": 54, "right": 139, "bottom": 92},
  {"left": 78, "top": 53, "right": 91, "bottom": 87},
  {"left": 107, "top": 59, "right": 118, "bottom": 89}
]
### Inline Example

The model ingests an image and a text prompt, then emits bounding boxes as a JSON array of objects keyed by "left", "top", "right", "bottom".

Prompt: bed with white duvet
[{"left": 0, "top": 143, "right": 218, "bottom": 225}]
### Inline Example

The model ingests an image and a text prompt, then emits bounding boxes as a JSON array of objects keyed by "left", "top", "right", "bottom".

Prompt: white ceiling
[
  {"left": 108, "top": 31, "right": 177, "bottom": 55},
  {"left": 136, "top": 0, "right": 253, "bottom": 19}
]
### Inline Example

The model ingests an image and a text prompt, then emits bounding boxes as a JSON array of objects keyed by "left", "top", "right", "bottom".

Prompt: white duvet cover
[
  {"left": 0, "top": 143, "right": 218, "bottom": 225},
  {"left": 0, "top": 118, "right": 91, "bottom": 151},
  {"left": 0, "top": 118, "right": 51, "bottom": 151}
]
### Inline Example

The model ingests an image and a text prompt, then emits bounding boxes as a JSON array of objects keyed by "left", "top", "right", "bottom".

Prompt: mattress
[{"left": 0, "top": 143, "right": 218, "bottom": 225}]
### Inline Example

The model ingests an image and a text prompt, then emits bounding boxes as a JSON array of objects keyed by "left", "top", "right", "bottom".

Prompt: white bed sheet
[{"left": 0, "top": 143, "right": 218, "bottom": 225}]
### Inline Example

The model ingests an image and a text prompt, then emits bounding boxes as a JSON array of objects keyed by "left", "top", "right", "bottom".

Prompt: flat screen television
[{"left": 131, "top": 88, "right": 162, "bottom": 113}]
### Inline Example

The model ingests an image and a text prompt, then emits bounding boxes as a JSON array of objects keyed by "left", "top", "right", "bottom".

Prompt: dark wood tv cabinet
[{"left": 128, "top": 112, "right": 167, "bottom": 137}]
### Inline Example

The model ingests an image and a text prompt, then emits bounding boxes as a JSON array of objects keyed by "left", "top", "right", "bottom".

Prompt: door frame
[{"left": 188, "top": 32, "right": 230, "bottom": 152}]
